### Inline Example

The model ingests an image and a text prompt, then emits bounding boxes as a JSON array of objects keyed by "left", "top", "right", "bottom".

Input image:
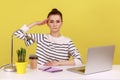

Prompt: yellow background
[{"left": 0, "top": 0, "right": 120, "bottom": 66}]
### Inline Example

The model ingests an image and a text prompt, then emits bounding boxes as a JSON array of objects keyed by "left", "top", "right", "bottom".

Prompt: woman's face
[{"left": 47, "top": 15, "right": 63, "bottom": 33}]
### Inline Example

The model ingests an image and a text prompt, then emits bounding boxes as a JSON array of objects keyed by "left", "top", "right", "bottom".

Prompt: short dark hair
[{"left": 47, "top": 8, "right": 63, "bottom": 22}]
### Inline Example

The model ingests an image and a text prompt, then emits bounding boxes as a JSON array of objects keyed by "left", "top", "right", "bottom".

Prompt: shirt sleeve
[
  {"left": 13, "top": 24, "right": 38, "bottom": 46},
  {"left": 20, "top": 24, "right": 30, "bottom": 32},
  {"left": 68, "top": 40, "right": 82, "bottom": 66}
]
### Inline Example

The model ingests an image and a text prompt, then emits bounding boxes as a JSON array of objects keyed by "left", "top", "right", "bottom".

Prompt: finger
[
  {"left": 42, "top": 19, "right": 48, "bottom": 24},
  {"left": 39, "top": 19, "right": 47, "bottom": 25}
]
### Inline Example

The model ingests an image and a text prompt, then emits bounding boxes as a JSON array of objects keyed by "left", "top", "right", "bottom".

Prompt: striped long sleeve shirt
[{"left": 14, "top": 25, "right": 82, "bottom": 66}]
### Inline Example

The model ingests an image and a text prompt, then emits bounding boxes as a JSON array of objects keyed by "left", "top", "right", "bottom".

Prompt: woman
[{"left": 14, "top": 8, "right": 82, "bottom": 66}]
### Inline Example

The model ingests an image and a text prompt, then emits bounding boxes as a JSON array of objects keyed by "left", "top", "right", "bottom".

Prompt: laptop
[{"left": 67, "top": 45, "right": 115, "bottom": 75}]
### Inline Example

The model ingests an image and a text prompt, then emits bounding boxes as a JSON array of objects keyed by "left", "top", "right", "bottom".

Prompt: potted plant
[{"left": 15, "top": 48, "right": 27, "bottom": 74}]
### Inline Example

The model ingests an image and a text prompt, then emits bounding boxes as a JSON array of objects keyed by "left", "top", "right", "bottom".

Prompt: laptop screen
[{"left": 85, "top": 45, "right": 115, "bottom": 74}]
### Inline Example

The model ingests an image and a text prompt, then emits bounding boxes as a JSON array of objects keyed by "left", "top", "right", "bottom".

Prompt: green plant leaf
[{"left": 17, "top": 48, "right": 26, "bottom": 62}]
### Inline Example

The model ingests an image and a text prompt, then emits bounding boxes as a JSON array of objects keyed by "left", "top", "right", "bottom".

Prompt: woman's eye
[
  {"left": 50, "top": 20, "right": 54, "bottom": 23},
  {"left": 56, "top": 20, "right": 60, "bottom": 23},
  {"left": 49, "top": 20, "right": 61, "bottom": 23}
]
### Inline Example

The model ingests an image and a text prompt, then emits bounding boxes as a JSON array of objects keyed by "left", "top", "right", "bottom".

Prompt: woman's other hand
[
  {"left": 44, "top": 60, "right": 75, "bottom": 66},
  {"left": 44, "top": 61, "right": 60, "bottom": 66}
]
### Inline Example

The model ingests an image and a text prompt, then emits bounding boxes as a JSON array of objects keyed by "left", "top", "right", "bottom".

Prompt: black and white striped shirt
[{"left": 14, "top": 25, "right": 82, "bottom": 66}]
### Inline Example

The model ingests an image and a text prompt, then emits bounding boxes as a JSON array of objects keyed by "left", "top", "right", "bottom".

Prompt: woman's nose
[{"left": 53, "top": 22, "right": 57, "bottom": 26}]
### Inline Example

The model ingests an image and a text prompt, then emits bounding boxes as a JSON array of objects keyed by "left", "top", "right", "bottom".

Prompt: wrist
[
  {"left": 57, "top": 61, "right": 64, "bottom": 66},
  {"left": 28, "top": 22, "right": 37, "bottom": 28}
]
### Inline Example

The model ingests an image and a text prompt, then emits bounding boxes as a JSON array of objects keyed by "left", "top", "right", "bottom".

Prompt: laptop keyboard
[{"left": 67, "top": 66, "right": 86, "bottom": 73}]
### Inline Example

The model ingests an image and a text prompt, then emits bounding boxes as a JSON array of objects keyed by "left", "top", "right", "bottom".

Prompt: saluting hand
[
  {"left": 35, "top": 19, "right": 48, "bottom": 26},
  {"left": 28, "top": 19, "right": 48, "bottom": 28}
]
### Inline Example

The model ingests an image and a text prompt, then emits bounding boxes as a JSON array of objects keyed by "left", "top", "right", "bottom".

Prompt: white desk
[{"left": 0, "top": 65, "right": 120, "bottom": 80}]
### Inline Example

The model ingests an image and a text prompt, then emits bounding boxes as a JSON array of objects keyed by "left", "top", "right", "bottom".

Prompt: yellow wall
[{"left": 0, "top": 0, "right": 120, "bottom": 66}]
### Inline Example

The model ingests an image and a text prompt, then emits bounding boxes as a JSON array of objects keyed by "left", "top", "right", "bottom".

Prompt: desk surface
[{"left": 0, "top": 65, "right": 120, "bottom": 80}]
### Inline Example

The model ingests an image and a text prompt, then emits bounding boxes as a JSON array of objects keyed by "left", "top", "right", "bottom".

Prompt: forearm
[
  {"left": 28, "top": 19, "right": 47, "bottom": 29},
  {"left": 58, "top": 60, "right": 75, "bottom": 66},
  {"left": 44, "top": 60, "right": 75, "bottom": 66},
  {"left": 27, "top": 22, "right": 37, "bottom": 29}
]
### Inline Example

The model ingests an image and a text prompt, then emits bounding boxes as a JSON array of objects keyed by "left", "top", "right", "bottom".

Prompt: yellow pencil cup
[{"left": 15, "top": 62, "right": 28, "bottom": 74}]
